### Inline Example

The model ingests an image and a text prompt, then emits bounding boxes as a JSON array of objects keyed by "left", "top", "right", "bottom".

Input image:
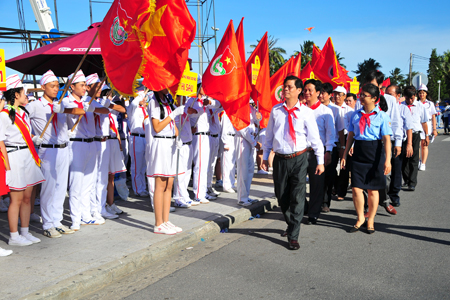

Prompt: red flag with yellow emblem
[
  {"left": 311, "top": 37, "right": 340, "bottom": 86},
  {"left": 246, "top": 32, "right": 271, "bottom": 128},
  {"left": 202, "top": 20, "right": 251, "bottom": 131},
  {"left": 269, "top": 57, "right": 293, "bottom": 105},
  {"left": 299, "top": 61, "right": 314, "bottom": 83}
]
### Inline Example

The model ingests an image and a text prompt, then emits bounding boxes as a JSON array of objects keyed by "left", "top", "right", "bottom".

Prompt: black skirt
[{"left": 351, "top": 140, "right": 386, "bottom": 190}]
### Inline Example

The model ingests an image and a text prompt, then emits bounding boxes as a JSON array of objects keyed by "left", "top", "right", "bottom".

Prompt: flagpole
[{"left": 39, "top": 31, "right": 99, "bottom": 139}]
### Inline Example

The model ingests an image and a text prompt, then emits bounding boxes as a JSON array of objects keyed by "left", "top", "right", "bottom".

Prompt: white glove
[
  {"left": 5, "top": 170, "right": 11, "bottom": 186},
  {"left": 84, "top": 103, "right": 95, "bottom": 113},
  {"left": 169, "top": 106, "right": 185, "bottom": 120},
  {"left": 176, "top": 138, "right": 183, "bottom": 150},
  {"left": 100, "top": 97, "right": 111, "bottom": 108},
  {"left": 67, "top": 130, "right": 75, "bottom": 139},
  {"left": 32, "top": 135, "right": 44, "bottom": 146},
  {"left": 52, "top": 102, "right": 64, "bottom": 113}
]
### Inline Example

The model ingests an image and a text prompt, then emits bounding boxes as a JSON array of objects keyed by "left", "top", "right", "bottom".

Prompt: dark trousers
[
  {"left": 444, "top": 117, "right": 449, "bottom": 133},
  {"left": 402, "top": 132, "right": 421, "bottom": 187},
  {"left": 323, "top": 146, "right": 339, "bottom": 207},
  {"left": 337, "top": 155, "right": 352, "bottom": 198},
  {"left": 273, "top": 152, "right": 308, "bottom": 241},
  {"left": 379, "top": 144, "right": 403, "bottom": 206},
  {"left": 306, "top": 151, "right": 325, "bottom": 218}
]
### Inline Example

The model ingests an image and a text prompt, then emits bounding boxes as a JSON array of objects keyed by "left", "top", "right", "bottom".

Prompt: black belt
[
  {"left": 6, "top": 145, "right": 28, "bottom": 153},
  {"left": 94, "top": 136, "right": 110, "bottom": 142},
  {"left": 109, "top": 136, "right": 118, "bottom": 140},
  {"left": 131, "top": 133, "right": 145, "bottom": 138},
  {"left": 153, "top": 136, "right": 176, "bottom": 139},
  {"left": 194, "top": 132, "right": 210, "bottom": 135},
  {"left": 40, "top": 143, "right": 68, "bottom": 149},
  {"left": 227, "top": 133, "right": 235, "bottom": 136},
  {"left": 70, "top": 138, "right": 94, "bottom": 143},
  {"left": 210, "top": 134, "right": 219, "bottom": 138},
  {"left": 183, "top": 141, "right": 192, "bottom": 145}
]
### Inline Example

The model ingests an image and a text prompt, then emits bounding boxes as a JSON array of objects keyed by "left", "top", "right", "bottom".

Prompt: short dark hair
[
  {"left": 404, "top": 86, "right": 416, "bottom": 99},
  {"left": 304, "top": 79, "right": 323, "bottom": 93},
  {"left": 346, "top": 93, "right": 357, "bottom": 101},
  {"left": 322, "top": 82, "right": 333, "bottom": 94},
  {"left": 387, "top": 84, "right": 401, "bottom": 96},
  {"left": 284, "top": 75, "right": 303, "bottom": 90},
  {"left": 364, "top": 70, "right": 385, "bottom": 85}
]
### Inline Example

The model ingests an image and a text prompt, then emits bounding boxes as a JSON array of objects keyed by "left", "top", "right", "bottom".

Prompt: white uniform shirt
[
  {"left": 207, "top": 105, "right": 223, "bottom": 135},
  {"left": 308, "top": 102, "right": 335, "bottom": 151},
  {"left": 421, "top": 99, "right": 437, "bottom": 121},
  {"left": 263, "top": 101, "right": 324, "bottom": 164},
  {"left": 188, "top": 97, "right": 220, "bottom": 133},
  {"left": 401, "top": 100, "right": 428, "bottom": 133},
  {"left": 62, "top": 93, "right": 103, "bottom": 139},
  {"left": 220, "top": 111, "right": 236, "bottom": 148},
  {"left": 149, "top": 98, "right": 176, "bottom": 137},
  {"left": 127, "top": 94, "right": 147, "bottom": 135},
  {"left": 109, "top": 103, "right": 121, "bottom": 138},
  {"left": 27, "top": 97, "right": 69, "bottom": 144},
  {"left": 335, "top": 102, "right": 352, "bottom": 134},
  {"left": 176, "top": 106, "right": 193, "bottom": 144},
  {"left": 326, "top": 102, "right": 340, "bottom": 144},
  {"left": 0, "top": 108, "right": 30, "bottom": 146}
]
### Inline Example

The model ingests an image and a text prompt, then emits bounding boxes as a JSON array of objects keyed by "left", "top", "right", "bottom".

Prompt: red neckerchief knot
[
  {"left": 310, "top": 101, "right": 320, "bottom": 110},
  {"left": 283, "top": 105, "right": 298, "bottom": 146},
  {"left": 359, "top": 110, "right": 377, "bottom": 134},
  {"left": 75, "top": 100, "right": 88, "bottom": 123}
]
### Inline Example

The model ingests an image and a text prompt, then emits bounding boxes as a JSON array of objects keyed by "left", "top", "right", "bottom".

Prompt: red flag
[
  {"left": 334, "top": 64, "right": 352, "bottom": 90},
  {"left": 311, "top": 37, "right": 340, "bottom": 86},
  {"left": 299, "top": 61, "right": 315, "bottom": 83},
  {"left": 235, "top": 18, "right": 246, "bottom": 66},
  {"left": 140, "top": 0, "right": 196, "bottom": 92},
  {"left": 269, "top": 57, "right": 294, "bottom": 105},
  {"left": 246, "top": 32, "right": 271, "bottom": 128},
  {"left": 98, "top": 0, "right": 149, "bottom": 96},
  {"left": 311, "top": 45, "right": 321, "bottom": 67},
  {"left": 382, "top": 78, "right": 391, "bottom": 87},
  {"left": 202, "top": 20, "right": 251, "bottom": 131},
  {"left": 288, "top": 54, "right": 301, "bottom": 77}
]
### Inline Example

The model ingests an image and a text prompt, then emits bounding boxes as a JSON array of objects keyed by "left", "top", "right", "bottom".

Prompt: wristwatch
[{"left": 341, "top": 146, "right": 346, "bottom": 149}]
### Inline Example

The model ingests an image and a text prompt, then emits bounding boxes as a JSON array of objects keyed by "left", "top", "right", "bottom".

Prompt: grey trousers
[
  {"left": 273, "top": 152, "right": 308, "bottom": 241},
  {"left": 306, "top": 151, "right": 325, "bottom": 218}
]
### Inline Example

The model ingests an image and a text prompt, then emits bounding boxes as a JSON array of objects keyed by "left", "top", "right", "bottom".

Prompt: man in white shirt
[
  {"left": 220, "top": 112, "right": 237, "bottom": 193},
  {"left": 262, "top": 76, "right": 324, "bottom": 250}
]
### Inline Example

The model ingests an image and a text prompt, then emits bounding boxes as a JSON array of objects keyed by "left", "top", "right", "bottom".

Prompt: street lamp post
[
  {"left": 437, "top": 80, "right": 441, "bottom": 102},
  {"left": 211, "top": 26, "right": 219, "bottom": 51}
]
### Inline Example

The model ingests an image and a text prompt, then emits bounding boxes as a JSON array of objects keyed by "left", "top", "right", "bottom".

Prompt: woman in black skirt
[{"left": 341, "top": 84, "right": 392, "bottom": 234}]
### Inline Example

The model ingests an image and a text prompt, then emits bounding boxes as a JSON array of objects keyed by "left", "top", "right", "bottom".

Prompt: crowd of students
[{"left": 0, "top": 68, "right": 439, "bottom": 255}]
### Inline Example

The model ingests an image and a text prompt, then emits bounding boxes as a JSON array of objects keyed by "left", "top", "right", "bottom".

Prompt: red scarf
[
  {"left": 359, "top": 111, "right": 377, "bottom": 134},
  {"left": 283, "top": 105, "right": 298, "bottom": 146},
  {"left": 40, "top": 98, "right": 58, "bottom": 135},
  {"left": 74, "top": 101, "right": 88, "bottom": 123},
  {"left": 197, "top": 98, "right": 206, "bottom": 112},
  {"left": 407, "top": 104, "right": 414, "bottom": 113},
  {"left": 309, "top": 101, "right": 320, "bottom": 110},
  {"left": 2, "top": 109, "right": 41, "bottom": 167},
  {"left": 109, "top": 113, "right": 119, "bottom": 137}
]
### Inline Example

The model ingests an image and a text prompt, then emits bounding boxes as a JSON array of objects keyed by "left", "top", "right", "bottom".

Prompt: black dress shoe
[
  {"left": 407, "top": 186, "right": 415, "bottom": 191},
  {"left": 306, "top": 217, "right": 317, "bottom": 225},
  {"left": 289, "top": 240, "right": 300, "bottom": 250},
  {"left": 280, "top": 228, "right": 288, "bottom": 237},
  {"left": 348, "top": 225, "right": 361, "bottom": 233},
  {"left": 366, "top": 227, "right": 375, "bottom": 234}
]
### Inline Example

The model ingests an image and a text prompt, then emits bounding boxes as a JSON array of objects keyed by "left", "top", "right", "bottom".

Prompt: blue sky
[{"left": 1, "top": 0, "right": 450, "bottom": 82}]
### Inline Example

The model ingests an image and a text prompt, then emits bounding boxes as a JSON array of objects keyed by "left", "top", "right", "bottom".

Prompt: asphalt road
[{"left": 85, "top": 135, "right": 450, "bottom": 300}]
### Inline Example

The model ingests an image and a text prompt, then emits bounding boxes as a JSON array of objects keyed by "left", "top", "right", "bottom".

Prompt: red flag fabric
[
  {"left": 140, "top": 0, "right": 196, "bottom": 92},
  {"left": 269, "top": 57, "right": 294, "bottom": 105},
  {"left": 311, "top": 45, "right": 321, "bottom": 68},
  {"left": 382, "top": 78, "right": 391, "bottom": 87},
  {"left": 311, "top": 37, "right": 340, "bottom": 87},
  {"left": 246, "top": 32, "right": 271, "bottom": 128},
  {"left": 202, "top": 20, "right": 251, "bottom": 131},
  {"left": 299, "top": 61, "right": 314, "bottom": 83},
  {"left": 235, "top": 18, "right": 246, "bottom": 67},
  {"left": 288, "top": 54, "right": 302, "bottom": 77},
  {"left": 98, "top": 0, "right": 148, "bottom": 96}
]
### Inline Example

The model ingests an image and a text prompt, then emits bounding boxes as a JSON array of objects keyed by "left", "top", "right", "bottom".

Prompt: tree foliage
[
  {"left": 353, "top": 58, "right": 382, "bottom": 83},
  {"left": 250, "top": 35, "right": 286, "bottom": 75},
  {"left": 388, "top": 68, "right": 405, "bottom": 86},
  {"left": 427, "top": 48, "right": 446, "bottom": 101}
]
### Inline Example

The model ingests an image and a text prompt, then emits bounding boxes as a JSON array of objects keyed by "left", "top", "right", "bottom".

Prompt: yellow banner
[
  {"left": 0, "top": 49, "right": 6, "bottom": 91},
  {"left": 176, "top": 62, "right": 198, "bottom": 96},
  {"left": 349, "top": 77, "right": 360, "bottom": 94},
  {"left": 251, "top": 55, "right": 260, "bottom": 85}
]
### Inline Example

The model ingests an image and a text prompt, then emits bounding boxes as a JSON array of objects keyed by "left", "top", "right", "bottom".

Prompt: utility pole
[
  {"left": 89, "top": 0, "right": 93, "bottom": 25},
  {"left": 213, "top": 0, "right": 217, "bottom": 51},
  {"left": 438, "top": 80, "right": 441, "bottom": 102},
  {"left": 54, "top": 0, "right": 59, "bottom": 31},
  {"left": 409, "top": 53, "right": 413, "bottom": 85},
  {"left": 197, "top": 0, "right": 203, "bottom": 74}
]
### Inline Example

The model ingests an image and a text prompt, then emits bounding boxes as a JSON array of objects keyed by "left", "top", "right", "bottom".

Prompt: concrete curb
[{"left": 22, "top": 196, "right": 277, "bottom": 300}]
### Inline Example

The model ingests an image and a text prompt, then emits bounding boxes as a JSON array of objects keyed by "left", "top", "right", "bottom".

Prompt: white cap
[
  {"left": 68, "top": 70, "right": 86, "bottom": 84},
  {"left": 85, "top": 73, "right": 101, "bottom": 86},
  {"left": 40, "top": 70, "right": 58, "bottom": 86},
  {"left": 333, "top": 86, "right": 347, "bottom": 94},
  {"left": 101, "top": 82, "right": 110, "bottom": 91},
  {"left": 197, "top": 74, "right": 202, "bottom": 85},
  {"left": 418, "top": 84, "right": 428, "bottom": 92},
  {"left": 6, "top": 74, "right": 24, "bottom": 91}
]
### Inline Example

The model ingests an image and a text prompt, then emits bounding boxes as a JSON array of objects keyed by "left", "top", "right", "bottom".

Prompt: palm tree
[
  {"left": 389, "top": 68, "right": 405, "bottom": 86},
  {"left": 250, "top": 35, "right": 286, "bottom": 75},
  {"left": 353, "top": 58, "right": 382, "bottom": 83},
  {"left": 292, "top": 40, "right": 314, "bottom": 69},
  {"left": 336, "top": 52, "right": 346, "bottom": 69}
]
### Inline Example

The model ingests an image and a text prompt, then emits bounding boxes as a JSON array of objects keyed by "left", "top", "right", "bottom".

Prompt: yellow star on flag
[
  {"left": 225, "top": 57, "right": 231, "bottom": 65},
  {"left": 140, "top": 5, "right": 167, "bottom": 49},
  {"left": 123, "top": 19, "right": 128, "bottom": 27}
]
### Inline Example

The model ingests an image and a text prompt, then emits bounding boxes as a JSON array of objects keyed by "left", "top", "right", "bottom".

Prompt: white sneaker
[
  {"left": 0, "top": 199, "right": 8, "bottom": 213},
  {"left": 81, "top": 218, "right": 102, "bottom": 225},
  {"left": 170, "top": 207, "right": 176, "bottom": 212},
  {"left": 0, "top": 247, "right": 13, "bottom": 256},
  {"left": 109, "top": 203, "right": 124, "bottom": 214},
  {"left": 44, "top": 227, "right": 62, "bottom": 238},
  {"left": 223, "top": 188, "right": 236, "bottom": 193},
  {"left": 55, "top": 225, "right": 75, "bottom": 235},
  {"left": 30, "top": 213, "right": 42, "bottom": 223},
  {"left": 198, "top": 198, "right": 210, "bottom": 204},
  {"left": 257, "top": 169, "right": 269, "bottom": 175},
  {"left": 205, "top": 194, "right": 217, "bottom": 201},
  {"left": 154, "top": 223, "right": 176, "bottom": 235},
  {"left": 419, "top": 163, "right": 426, "bottom": 171},
  {"left": 215, "top": 179, "right": 223, "bottom": 188},
  {"left": 93, "top": 212, "right": 108, "bottom": 223},
  {"left": 34, "top": 198, "right": 40, "bottom": 206},
  {"left": 165, "top": 221, "right": 182, "bottom": 233},
  {"left": 9, "top": 235, "right": 33, "bottom": 246},
  {"left": 418, "top": 160, "right": 422, "bottom": 168},
  {"left": 207, "top": 187, "right": 220, "bottom": 197},
  {"left": 101, "top": 210, "right": 119, "bottom": 220},
  {"left": 190, "top": 199, "right": 200, "bottom": 206},
  {"left": 238, "top": 201, "right": 252, "bottom": 206},
  {"left": 174, "top": 200, "right": 191, "bottom": 208},
  {"left": 71, "top": 223, "right": 80, "bottom": 231},
  {"left": 22, "top": 232, "right": 41, "bottom": 244}
]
